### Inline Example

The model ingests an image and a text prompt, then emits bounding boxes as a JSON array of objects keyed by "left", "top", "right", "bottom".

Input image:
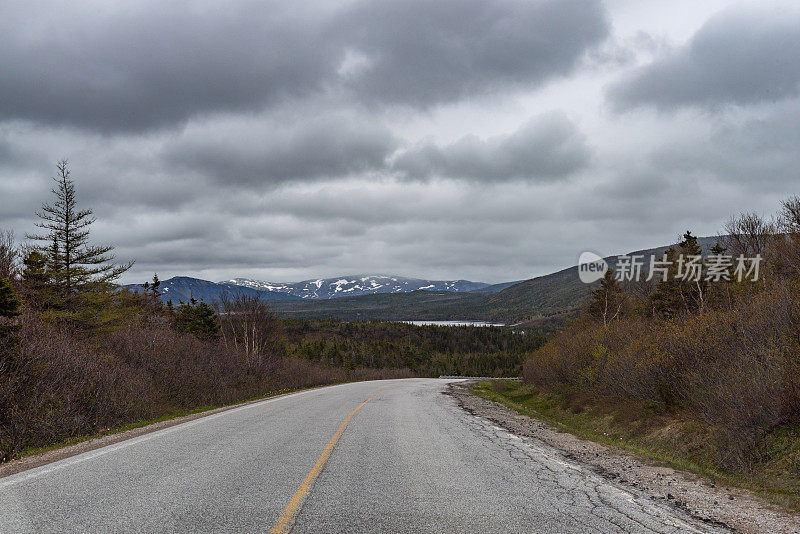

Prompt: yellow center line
[{"left": 268, "top": 389, "right": 386, "bottom": 534}]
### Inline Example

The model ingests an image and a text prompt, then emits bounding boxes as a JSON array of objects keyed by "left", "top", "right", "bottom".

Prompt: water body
[{"left": 400, "top": 320, "right": 505, "bottom": 327}]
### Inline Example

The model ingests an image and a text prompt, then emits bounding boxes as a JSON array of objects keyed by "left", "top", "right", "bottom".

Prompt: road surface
[{"left": 0, "top": 379, "right": 727, "bottom": 533}]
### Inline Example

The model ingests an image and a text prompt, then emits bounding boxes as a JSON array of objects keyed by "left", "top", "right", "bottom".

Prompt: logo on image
[{"left": 577, "top": 251, "right": 608, "bottom": 284}]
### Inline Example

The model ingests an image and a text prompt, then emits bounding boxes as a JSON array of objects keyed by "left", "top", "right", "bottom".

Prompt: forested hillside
[
  {"left": 283, "top": 319, "right": 549, "bottom": 377},
  {"left": 497, "top": 198, "right": 800, "bottom": 505},
  {"left": 268, "top": 238, "right": 721, "bottom": 324}
]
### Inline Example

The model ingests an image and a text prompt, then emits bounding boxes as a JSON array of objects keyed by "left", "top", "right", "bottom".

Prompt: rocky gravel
[{"left": 449, "top": 382, "right": 800, "bottom": 534}]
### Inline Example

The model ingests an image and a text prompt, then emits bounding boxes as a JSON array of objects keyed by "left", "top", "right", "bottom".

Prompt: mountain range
[
  {"left": 224, "top": 275, "right": 504, "bottom": 299},
  {"left": 126, "top": 277, "right": 300, "bottom": 304},
  {"left": 265, "top": 236, "right": 722, "bottom": 325},
  {"left": 130, "top": 236, "right": 721, "bottom": 325},
  {"left": 127, "top": 274, "right": 510, "bottom": 304}
]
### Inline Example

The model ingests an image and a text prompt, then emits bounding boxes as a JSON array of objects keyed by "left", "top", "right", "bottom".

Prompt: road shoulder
[{"left": 448, "top": 382, "right": 800, "bottom": 534}]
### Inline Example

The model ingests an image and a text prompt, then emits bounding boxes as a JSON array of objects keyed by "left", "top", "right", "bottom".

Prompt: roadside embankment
[{"left": 452, "top": 380, "right": 800, "bottom": 534}]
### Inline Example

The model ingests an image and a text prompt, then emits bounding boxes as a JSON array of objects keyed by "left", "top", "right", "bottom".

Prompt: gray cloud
[
  {"left": 334, "top": 0, "right": 609, "bottom": 107},
  {"left": 163, "top": 111, "right": 398, "bottom": 186},
  {"left": 648, "top": 99, "right": 800, "bottom": 192},
  {"left": 0, "top": 1, "right": 337, "bottom": 132},
  {"left": 392, "top": 112, "right": 590, "bottom": 182},
  {"left": 608, "top": 4, "right": 800, "bottom": 110},
  {"left": 3, "top": 0, "right": 799, "bottom": 287},
  {"left": 0, "top": 0, "right": 609, "bottom": 132}
]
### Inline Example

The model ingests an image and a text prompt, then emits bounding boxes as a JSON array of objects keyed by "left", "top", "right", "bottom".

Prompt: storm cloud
[
  {"left": 608, "top": 3, "right": 800, "bottom": 110},
  {"left": 333, "top": 0, "right": 609, "bottom": 107},
  {"left": 1, "top": 0, "right": 799, "bottom": 285},
  {"left": 163, "top": 111, "right": 398, "bottom": 186},
  {"left": 0, "top": 0, "right": 609, "bottom": 132},
  {"left": 392, "top": 112, "right": 590, "bottom": 182}
]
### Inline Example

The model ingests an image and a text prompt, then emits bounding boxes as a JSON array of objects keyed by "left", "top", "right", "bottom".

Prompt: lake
[{"left": 400, "top": 320, "right": 505, "bottom": 327}]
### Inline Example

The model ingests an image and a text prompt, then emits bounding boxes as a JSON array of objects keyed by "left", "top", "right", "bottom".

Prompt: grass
[{"left": 472, "top": 379, "right": 800, "bottom": 512}]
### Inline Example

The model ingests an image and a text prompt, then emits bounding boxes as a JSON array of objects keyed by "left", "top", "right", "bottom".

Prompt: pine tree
[
  {"left": 0, "top": 278, "right": 21, "bottom": 340},
  {"left": 21, "top": 250, "right": 54, "bottom": 307},
  {"left": 149, "top": 273, "right": 161, "bottom": 297},
  {"left": 0, "top": 278, "right": 21, "bottom": 319},
  {"left": 650, "top": 231, "right": 708, "bottom": 317},
  {"left": 26, "top": 160, "right": 132, "bottom": 307},
  {"left": 679, "top": 230, "right": 702, "bottom": 257},
  {"left": 587, "top": 269, "right": 625, "bottom": 326},
  {"left": 175, "top": 301, "right": 219, "bottom": 340}
]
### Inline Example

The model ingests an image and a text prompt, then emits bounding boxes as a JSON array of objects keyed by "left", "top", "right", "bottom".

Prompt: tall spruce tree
[
  {"left": 143, "top": 273, "right": 161, "bottom": 297},
  {"left": 0, "top": 278, "right": 21, "bottom": 320},
  {"left": 588, "top": 269, "right": 625, "bottom": 326},
  {"left": 0, "top": 278, "right": 21, "bottom": 340},
  {"left": 650, "top": 231, "right": 707, "bottom": 317},
  {"left": 27, "top": 160, "right": 132, "bottom": 307}
]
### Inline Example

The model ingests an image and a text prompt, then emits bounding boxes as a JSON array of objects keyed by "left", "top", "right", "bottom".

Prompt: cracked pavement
[{"left": 1, "top": 379, "right": 729, "bottom": 533}]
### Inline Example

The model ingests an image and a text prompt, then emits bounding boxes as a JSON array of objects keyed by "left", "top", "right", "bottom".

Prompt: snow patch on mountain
[{"left": 224, "top": 275, "right": 490, "bottom": 299}]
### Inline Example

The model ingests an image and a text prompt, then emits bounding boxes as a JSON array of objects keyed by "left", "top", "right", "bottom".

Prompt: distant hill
[
  {"left": 267, "top": 236, "right": 723, "bottom": 324},
  {"left": 132, "top": 236, "right": 723, "bottom": 321},
  {"left": 125, "top": 274, "right": 497, "bottom": 304},
  {"left": 224, "top": 275, "right": 490, "bottom": 299},
  {"left": 125, "top": 276, "right": 300, "bottom": 303},
  {"left": 474, "top": 280, "right": 523, "bottom": 292},
  {"left": 268, "top": 290, "right": 488, "bottom": 321}
]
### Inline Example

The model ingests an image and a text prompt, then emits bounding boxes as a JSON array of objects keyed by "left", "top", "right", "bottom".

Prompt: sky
[{"left": 1, "top": 0, "right": 799, "bottom": 284}]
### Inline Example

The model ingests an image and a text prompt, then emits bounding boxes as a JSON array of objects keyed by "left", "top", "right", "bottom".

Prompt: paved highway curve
[{"left": 0, "top": 379, "right": 728, "bottom": 533}]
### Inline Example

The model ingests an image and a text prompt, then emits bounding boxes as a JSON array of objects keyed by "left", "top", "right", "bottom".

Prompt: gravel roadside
[{"left": 448, "top": 381, "right": 800, "bottom": 534}]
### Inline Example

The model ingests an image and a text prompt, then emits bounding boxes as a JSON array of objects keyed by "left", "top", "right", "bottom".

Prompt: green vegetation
[
  {"left": 25, "top": 159, "right": 133, "bottom": 321},
  {"left": 268, "top": 284, "right": 580, "bottom": 327},
  {"left": 271, "top": 290, "right": 490, "bottom": 321},
  {"left": 283, "top": 319, "right": 550, "bottom": 377},
  {"left": 0, "top": 278, "right": 21, "bottom": 320},
  {"left": 474, "top": 380, "right": 800, "bottom": 511},
  {"left": 176, "top": 298, "right": 220, "bottom": 340},
  {"left": 505, "top": 195, "right": 800, "bottom": 509}
]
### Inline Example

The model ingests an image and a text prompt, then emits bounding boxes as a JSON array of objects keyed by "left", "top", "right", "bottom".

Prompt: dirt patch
[{"left": 448, "top": 382, "right": 800, "bottom": 534}]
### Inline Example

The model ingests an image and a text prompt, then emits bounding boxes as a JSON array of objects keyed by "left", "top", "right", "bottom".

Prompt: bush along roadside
[{"left": 505, "top": 196, "right": 800, "bottom": 512}]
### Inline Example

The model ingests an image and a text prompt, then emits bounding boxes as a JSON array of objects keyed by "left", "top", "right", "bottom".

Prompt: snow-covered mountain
[
  {"left": 224, "top": 275, "right": 490, "bottom": 299},
  {"left": 126, "top": 276, "right": 300, "bottom": 303}
]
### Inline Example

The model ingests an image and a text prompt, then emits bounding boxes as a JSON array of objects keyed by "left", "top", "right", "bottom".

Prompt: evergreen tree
[
  {"left": 679, "top": 230, "right": 702, "bottom": 256},
  {"left": 650, "top": 231, "right": 708, "bottom": 317},
  {"left": 21, "top": 250, "right": 54, "bottom": 307},
  {"left": 0, "top": 278, "right": 21, "bottom": 340},
  {"left": 26, "top": 160, "right": 132, "bottom": 308},
  {"left": 587, "top": 269, "right": 625, "bottom": 326},
  {"left": 149, "top": 273, "right": 161, "bottom": 297},
  {"left": 0, "top": 278, "right": 21, "bottom": 319},
  {"left": 175, "top": 301, "right": 219, "bottom": 340}
]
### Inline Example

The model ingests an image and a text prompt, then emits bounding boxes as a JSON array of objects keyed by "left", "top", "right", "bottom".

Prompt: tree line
[{"left": 283, "top": 319, "right": 549, "bottom": 377}]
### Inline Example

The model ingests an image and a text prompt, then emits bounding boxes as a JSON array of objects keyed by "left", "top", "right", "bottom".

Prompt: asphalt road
[{"left": 0, "top": 378, "right": 728, "bottom": 533}]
